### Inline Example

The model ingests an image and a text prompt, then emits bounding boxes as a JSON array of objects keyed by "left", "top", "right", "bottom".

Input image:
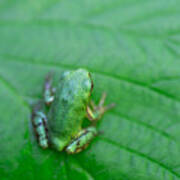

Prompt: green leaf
[{"left": 0, "top": 0, "right": 180, "bottom": 179}]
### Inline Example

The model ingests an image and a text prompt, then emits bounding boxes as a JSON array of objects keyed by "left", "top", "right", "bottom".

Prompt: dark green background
[{"left": 0, "top": 0, "right": 180, "bottom": 179}]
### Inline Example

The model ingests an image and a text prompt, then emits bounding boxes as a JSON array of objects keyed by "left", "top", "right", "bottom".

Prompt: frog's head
[
  {"left": 60, "top": 68, "right": 93, "bottom": 99},
  {"left": 73, "top": 68, "right": 94, "bottom": 95}
]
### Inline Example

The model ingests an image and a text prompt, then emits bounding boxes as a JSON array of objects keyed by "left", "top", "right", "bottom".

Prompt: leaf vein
[
  {"left": 100, "top": 137, "right": 180, "bottom": 179},
  {"left": 1, "top": 54, "right": 180, "bottom": 104},
  {"left": 0, "top": 73, "right": 29, "bottom": 109},
  {"left": 0, "top": 19, "right": 179, "bottom": 38},
  {"left": 110, "top": 111, "right": 176, "bottom": 143}
]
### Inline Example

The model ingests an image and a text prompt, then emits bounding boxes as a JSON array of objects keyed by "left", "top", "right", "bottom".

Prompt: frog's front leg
[
  {"left": 44, "top": 73, "right": 56, "bottom": 105},
  {"left": 65, "top": 127, "right": 98, "bottom": 154},
  {"left": 87, "top": 92, "right": 115, "bottom": 122},
  {"left": 32, "top": 103, "right": 49, "bottom": 149}
]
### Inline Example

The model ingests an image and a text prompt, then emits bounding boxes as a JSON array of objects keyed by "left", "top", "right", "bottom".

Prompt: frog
[{"left": 32, "top": 69, "right": 114, "bottom": 154}]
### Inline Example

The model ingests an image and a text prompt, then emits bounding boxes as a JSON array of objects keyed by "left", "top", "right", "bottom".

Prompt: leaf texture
[{"left": 0, "top": 0, "right": 180, "bottom": 179}]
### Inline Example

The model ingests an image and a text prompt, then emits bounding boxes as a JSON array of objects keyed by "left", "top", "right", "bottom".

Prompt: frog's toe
[{"left": 87, "top": 92, "right": 115, "bottom": 122}]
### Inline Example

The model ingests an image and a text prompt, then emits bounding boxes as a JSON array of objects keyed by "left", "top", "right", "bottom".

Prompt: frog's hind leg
[
  {"left": 44, "top": 73, "right": 56, "bottom": 105},
  {"left": 87, "top": 92, "right": 115, "bottom": 123},
  {"left": 65, "top": 127, "right": 98, "bottom": 154},
  {"left": 32, "top": 102, "right": 49, "bottom": 149}
]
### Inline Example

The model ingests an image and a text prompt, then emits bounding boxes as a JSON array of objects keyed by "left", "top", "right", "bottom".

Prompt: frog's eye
[
  {"left": 88, "top": 72, "right": 94, "bottom": 92},
  {"left": 90, "top": 79, "right": 93, "bottom": 92}
]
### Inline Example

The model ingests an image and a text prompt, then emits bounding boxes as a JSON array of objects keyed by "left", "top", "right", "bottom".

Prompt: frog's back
[{"left": 48, "top": 69, "right": 92, "bottom": 138}]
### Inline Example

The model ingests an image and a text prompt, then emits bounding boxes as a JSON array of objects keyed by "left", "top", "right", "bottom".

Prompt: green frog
[{"left": 32, "top": 69, "right": 114, "bottom": 154}]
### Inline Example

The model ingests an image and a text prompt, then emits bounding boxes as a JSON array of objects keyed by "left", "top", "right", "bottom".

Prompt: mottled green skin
[{"left": 48, "top": 69, "right": 93, "bottom": 151}]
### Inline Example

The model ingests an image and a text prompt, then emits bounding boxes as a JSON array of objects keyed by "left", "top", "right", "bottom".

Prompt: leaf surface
[{"left": 0, "top": 0, "right": 180, "bottom": 179}]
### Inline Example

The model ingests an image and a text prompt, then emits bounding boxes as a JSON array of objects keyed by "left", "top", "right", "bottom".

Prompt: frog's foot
[
  {"left": 66, "top": 127, "right": 98, "bottom": 154},
  {"left": 87, "top": 92, "right": 115, "bottom": 123},
  {"left": 44, "top": 72, "right": 56, "bottom": 105},
  {"left": 32, "top": 103, "right": 49, "bottom": 149}
]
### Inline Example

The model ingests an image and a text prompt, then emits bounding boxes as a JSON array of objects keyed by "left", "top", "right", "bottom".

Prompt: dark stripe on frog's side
[
  {"left": 88, "top": 72, "right": 94, "bottom": 94},
  {"left": 66, "top": 127, "right": 97, "bottom": 154},
  {"left": 66, "top": 130, "right": 89, "bottom": 153},
  {"left": 33, "top": 121, "right": 43, "bottom": 128}
]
